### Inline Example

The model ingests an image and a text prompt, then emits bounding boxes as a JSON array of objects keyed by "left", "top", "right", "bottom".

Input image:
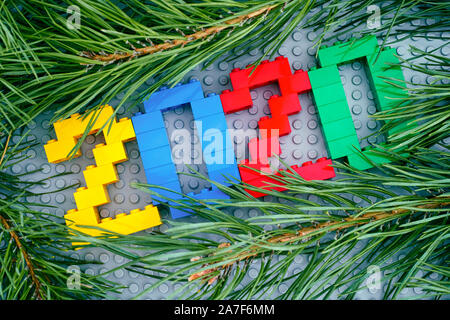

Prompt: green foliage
[{"left": 0, "top": 0, "right": 448, "bottom": 300}]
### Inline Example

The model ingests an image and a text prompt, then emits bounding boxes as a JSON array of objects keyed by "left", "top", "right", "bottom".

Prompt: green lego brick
[
  {"left": 367, "top": 48, "right": 401, "bottom": 73},
  {"left": 326, "top": 134, "right": 361, "bottom": 159},
  {"left": 370, "top": 76, "right": 408, "bottom": 111},
  {"left": 316, "top": 100, "right": 352, "bottom": 124},
  {"left": 347, "top": 147, "right": 409, "bottom": 170},
  {"left": 313, "top": 82, "right": 347, "bottom": 106},
  {"left": 318, "top": 35, "right": 378, "bottom": 67},
  {"left": 322, "top": 117, "right": 356, "bottom": 141},
  {"left": 308, "top": 65, "right": 342, "bottom": 89}
]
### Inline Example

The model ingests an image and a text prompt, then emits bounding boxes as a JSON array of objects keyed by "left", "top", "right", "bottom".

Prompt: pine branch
[
  {"left": 0, "top": 215, "right": 42, "bottom": 299},
  {"left": 83, "top": 5, "right": 277, "bottom": 64},
  {"left": 188, "top": 197, "right": 450, "bottom": 283}
]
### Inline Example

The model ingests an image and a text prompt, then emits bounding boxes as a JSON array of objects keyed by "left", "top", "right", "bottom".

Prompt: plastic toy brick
[
  {"left": 131, "top": 111, "right": 165, "bottom": 135},
  {"left": 290, "top": 157, "right": 335, "bottom": 180},
  {"left": 268, "top": 93, "right": 301, "bottom": 116},
  {"left": 104, "top": 117, "right": 136, "bottom": 145},
  {"left": 326, "top": 134, "right": 361, "bottom": 160},
  {"left": 74, "top": 185, "right": 110, "bottom": 210},
  {"left": 312, "top": 83, "right": 347, "bottom": 106},
  {"left": 307, "top": 65, "right": 342, "bottom": 90},
  {"left": 143, "top": 80, "right": 203, "bottom": 113},
  {"left": 278, "top": 70, "right": 312, "bottom": 95},
  {"left": 93, "top": 142, "right": 128, "bottom": 166},
  {"left": 238, "top": 160, "right": 273, "bottom": 183},
  {"left": 190, "top": 93, "right": 224, "bottom": 118},
  {"left": 44, "top": 137, "right": 81, "bottom": 163},
  {"left": 220, "top": 88, "right": 253, "bottom": 114},
  {"left": 207, "top": 163, "right": 241, "bottom": 186},
  {"left": 203, "top": 145, "right": 236, "bottom": 166},
  {"left": 83, "top": 164, "right": 119, "bottom": 188},
  {"left": 318, "top": 35, "right": 378, "bottom": 67},
  {"left": 258, "top": 115, "right": 291, "bottom": 137},
  {"left": 195, "top": 112, "right": 229, "bottom": 136},
  {"left": 135, "top": 129, "right": 169, "bottom": 152},
  {"left": 248, "top": 136, "right": 281, "bottom": 164},
  {"left": 145, "top": 164, "right": 180, "bottom": 186},
  {"left": 321, "top": 117, "right": 356, "bottom": 141},
  {"left": 314, "top": 100, "right": 350, "bottom": 124},
  {"left": 140, "top": 145, "right": 174, "bottom": 170},
  {"left": 65, "top": 205, "right": 161, "bottom": 237}
]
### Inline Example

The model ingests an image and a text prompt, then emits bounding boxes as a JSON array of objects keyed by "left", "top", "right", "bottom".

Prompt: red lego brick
[
  {"left": 238, "top": 159, "right": 273, "bottom": 183},
  {"left": 268, "top": 93, "right": 302, "bottom": 116},
  {"left": 290, "top": 157, "right": 336, "bottom": 180},
  {"left": 247, "top": 57, "right": 292, "bottom": 88},
  {"left": 279, "top": 70, "right": 312, "bottom": 95},
  {"left": 248, "top": 136, "right": 281, "bottom": 164},
  {"left": 258, "top": 115, "right": 291, "bottom": 137},
  {"left": 220, "top": 88, "right": 253, "bottom": 114}
]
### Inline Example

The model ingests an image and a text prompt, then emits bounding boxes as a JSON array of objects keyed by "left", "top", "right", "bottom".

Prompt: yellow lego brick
[
  {"left": 93, "top": 142, "right": 128, "bottom": 166},
  {"left": 83, "top": 164, "right": 119, "bottom": 188},
  {"left": 99, "top": 205, "right": 162, "bottom": 234},
  {"left": 80, "top": 105, "right": 116, "bottom": 135},
  {"left": 104, "top": 117, "right": 136, "bottom": 145},
  {"left": 53, "top": 113, "right": 84, "bottom": 141},
  {"left": 65, "top": 205, "right": 161, "bottom": 243},
  {"left": 73, "top": 185, "right": 110, "bottom": 210},
  {"left": 65, "top": 207, "right": 100, "bottom": 227},
  {"left": 44, "top": 138, "right": 81, "bottom": 163}
]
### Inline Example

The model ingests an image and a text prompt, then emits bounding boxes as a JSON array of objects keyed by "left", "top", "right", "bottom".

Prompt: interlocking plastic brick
[
  {"left": 190, "top": 93, "right": 225, "bottom": 118},
  {"left": 208, "top": 163, "right": 241, "bottom": 186},
  {"left": 318, "top": 35, "right": 378, "bottom": 67},
  {"left": 238, "top": 160, "right": 273, "bottom": 183},
  {"left": 140, "top": 145, "right": 174, "bottom": 170},
  {"left": 44, "top": 137, "right": 81, "bottom": 163},
  {"left": 135, "top": 129, "right": 169, "bottom": 152},
  {"left": 65, "top": 205, "right": 161, "bottom": 237},
  {"left": 131, "top": 111, "right": 165, "bottom": 135},
  {"left": 104, "top": 117, "right": 136, "bottom": 145},
  {"left": 83, "top": 164, "right": 119, "bottom": 188},
  {"left": 321, "top": 117, "right": 356, "bottom": 141},
  {"left": 312, "top": 83, "right": 347, "bottom": 106},
  {"left": 143, "top": 80, "right": 203, "bottom": 113},
  {"left": 290, "top": 157, "right": 335, "bottom": 180},
  {"left": 308, "top": 65, "right": 342, "bottom": 89},
  {"left": 74, "top": 185, "right": 110, "bottom": 210},
  {"left": 314, "top": 100, "right": 350, "bottom": 124},
  {"left": 92, "top": 142, "right": 128, "bottom": 166},
  {"left": 326, "top": 134, "right": 361, "bottom": 159},
  {"left": 268, "top": 93, "right": 302, "bottom": 116},
  {"left": 258, "top": 115, "right": 291, "bottom": 137},
  {"left": 249, "top": 136, "right": 281, "bottom": 163},
  {"left": 278, "top": 70, "right": 312, "bottom": 95},
  {"left": 145, "top": 164, "right": 180, "bottom": 185},
  {"left": 220, "top": 88, "right": 253, "bottom": 114}
]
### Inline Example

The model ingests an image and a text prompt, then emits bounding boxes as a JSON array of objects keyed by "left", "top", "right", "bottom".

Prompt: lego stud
[
  {"left": 302, "top": 161, "right": 313, "bottom": 167},
  {"left": 95, "top": 143, "right": 105, "bottom": 148},
  {"left": 77, "top": 187, "right": 87, "bottom": 191},
  {"left": 261, "top": 60, "right": 269, "bottom": 64},
  {"left": 207, "top": 92, "right": 216, "bottom": 97},
  {"left": 222, "top": 89, "right": 231, "bottom": 94},
  {"left": 317, "top": 157, "right": 327, "bottom": 162},
  {"left": 231, "top": 68, "right": 241, "bottom": 72}
]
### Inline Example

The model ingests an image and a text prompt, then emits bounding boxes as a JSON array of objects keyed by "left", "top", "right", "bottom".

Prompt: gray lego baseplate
[{"left": 12, "top": 7, "right": 448, "bottom": 299}]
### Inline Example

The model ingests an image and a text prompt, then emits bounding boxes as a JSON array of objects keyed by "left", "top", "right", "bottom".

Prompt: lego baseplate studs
[{"left": 44, "top": 105, "right": 162, "bottom": 241}]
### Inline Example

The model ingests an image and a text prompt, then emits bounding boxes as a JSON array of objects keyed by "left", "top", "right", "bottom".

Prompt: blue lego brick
[
  {"left": 195, "top": 112, "right": 229, "bottom": 139},
  {"left": 141, "top": 145, "right": 174, "bottom": 170},
  {"left": 143, "top": 80, "right": 204, "bottom": 113},
  {"left": 191, "top": 187, "right": 229, "bottom": 200},
  {"left": 131, "top": 111, "right": 165, "bottom": 135},
  {"left": 145, "top": 164, "right": 179, "bottom": 186},
  {"left": 170, "top": 207, "right": 192, "bottom": 219},
  {"left": 203, "top": 146, "right": 236, "bottom": 166},
  {"left": 190, "top": 94, "right": 224, "bottom": 119},
  {"left": 135, "top": 128, "right": 169, "bottom": 152},
  {"left": 208, "top": 164, "right": 241, "bottom": 186}
]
